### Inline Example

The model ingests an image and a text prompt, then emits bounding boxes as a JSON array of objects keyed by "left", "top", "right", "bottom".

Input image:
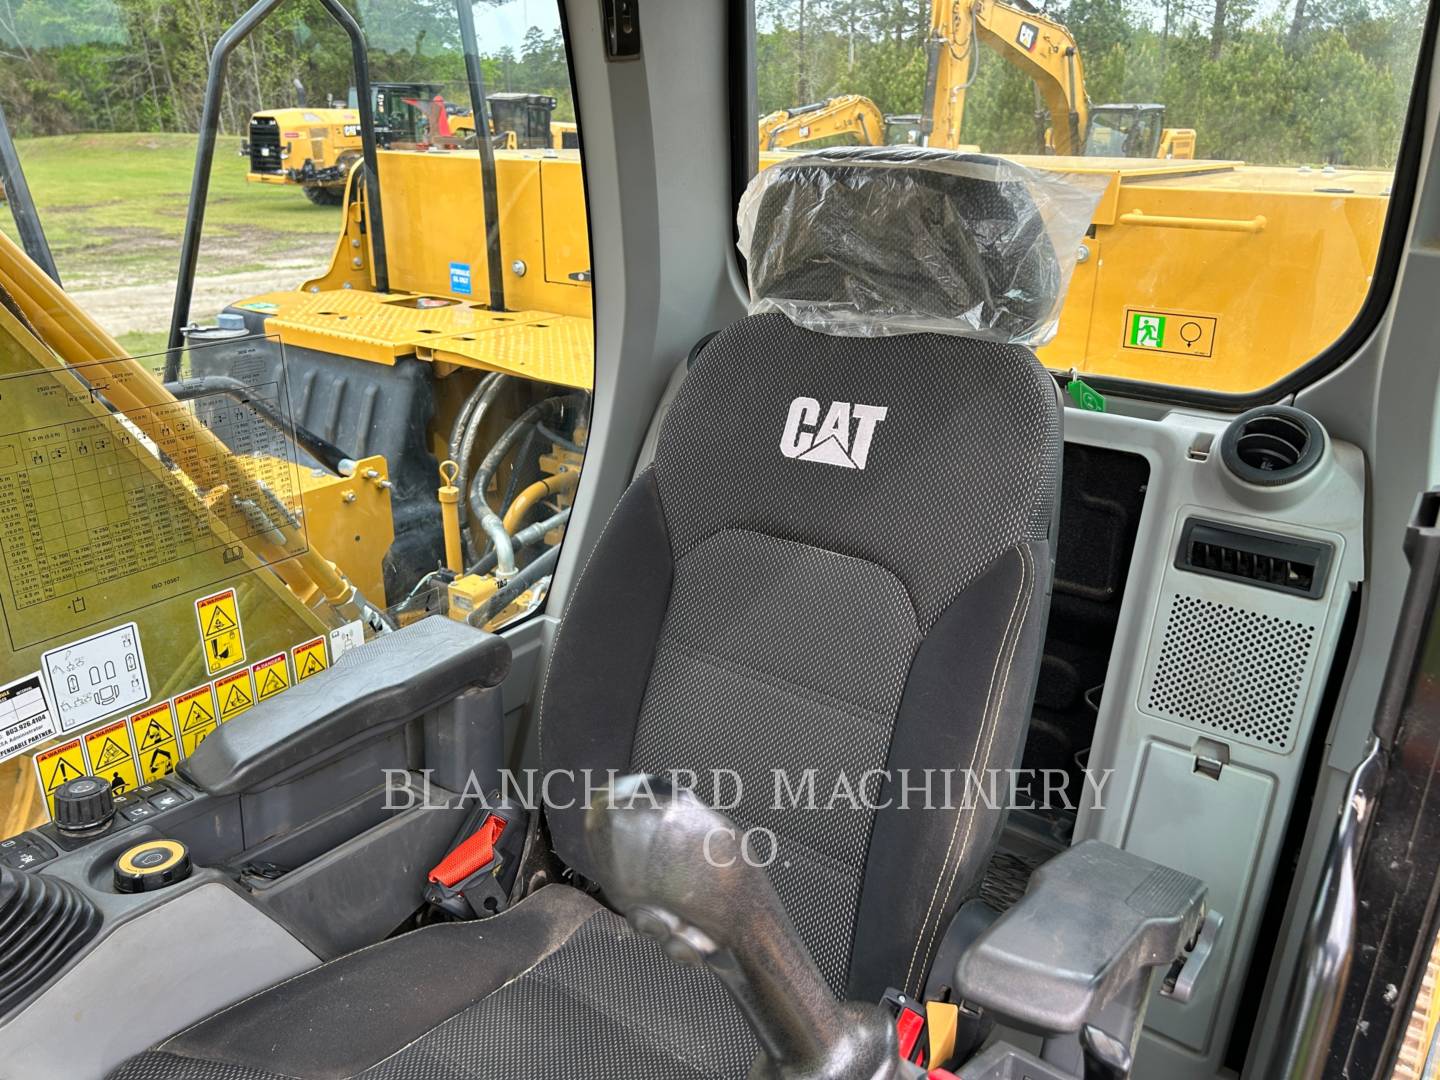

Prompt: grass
[
  {"left": 0, "top": 132, "right": 339, "bottom": 290},
  {"left": 115, "top": 330, "right": 172, "bottom": 357}
]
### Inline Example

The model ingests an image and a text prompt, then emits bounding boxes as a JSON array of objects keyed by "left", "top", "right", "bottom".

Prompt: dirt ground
[{"left": 72, "top": 258, "right": 327, "bottom": 340}]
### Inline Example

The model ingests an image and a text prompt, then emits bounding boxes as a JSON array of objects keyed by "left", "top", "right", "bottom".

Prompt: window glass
[
  {"left": 748, "top": 0, "right": 1427, "bottom": 395},
  {"left": 0, "top": 0, "right": 590, "bottom": 835}
]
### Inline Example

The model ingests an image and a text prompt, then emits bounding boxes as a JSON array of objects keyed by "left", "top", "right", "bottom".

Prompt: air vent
[
  {"left": 0, "top": 865, "right": 101, "bottom": 1017},
  {"left": 1220, "top": 405, "right": 1325, "bottom": 487},
  {"left": 1176, "top": 518, "right": 1332, "bottom": 599}
]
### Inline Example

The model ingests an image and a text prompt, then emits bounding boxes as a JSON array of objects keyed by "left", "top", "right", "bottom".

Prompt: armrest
[
  {"left": 181, "top": 618, "right": 510, "bottom": 796},
  {"left": 954, "top": 840, "right": 1207, "bottom": 1035}
]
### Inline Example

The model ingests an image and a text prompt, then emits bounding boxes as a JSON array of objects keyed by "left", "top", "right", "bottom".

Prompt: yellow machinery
[
  {"left": 243, "top": 105, "right": 363, "bottom": 205},
  {"left": 453, "top": 94, "right": 579, "bottom": 149},
  {"left": 228, "top": 146, "right": 592, "bottom": 627},
  {"left": 757, "top": 95, "right": 887, "bottom": 151},
  {"left": 924, "top": 0, "right": 1197, "bottom": 158},
  {"left": 246, "top": 88, "right": 573, "bottom": 202}
]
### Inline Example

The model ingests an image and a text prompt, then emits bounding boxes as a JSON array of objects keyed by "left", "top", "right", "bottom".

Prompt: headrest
[{"left": 737, "top": 146, "right": 1103, "bottom": 345}]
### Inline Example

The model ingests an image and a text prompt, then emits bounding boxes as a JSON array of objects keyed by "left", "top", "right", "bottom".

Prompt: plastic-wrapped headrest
[{"left": 738, "top": 146, "right": 1104, "bottom": 345}]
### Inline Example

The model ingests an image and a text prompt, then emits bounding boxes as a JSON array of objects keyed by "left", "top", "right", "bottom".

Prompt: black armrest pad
[
  {"left": 181, "top": 618, "right": 511, "bottom": 796},
  {"left": 955, "top": 840, "right": 1205, "bottom": 1033}
]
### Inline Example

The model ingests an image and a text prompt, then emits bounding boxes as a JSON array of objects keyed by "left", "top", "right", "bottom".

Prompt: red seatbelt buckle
[
  {"left": 424, "top": 799, "right": 525, "bottom": 919},
  {"left": 882, "top": 987, "right": 929, "bottom": 1067},
  {"left": 428, "top": 814, "right": 506, "bottom": 888}
]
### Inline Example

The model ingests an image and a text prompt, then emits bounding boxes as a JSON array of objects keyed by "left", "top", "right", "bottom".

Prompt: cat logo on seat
[{"left": 780, "top": 398, "right": 889, "bottom": 470}]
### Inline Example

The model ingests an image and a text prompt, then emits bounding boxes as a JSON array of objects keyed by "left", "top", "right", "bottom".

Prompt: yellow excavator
[
  {"left": 757, "top": 94, "right": 887, "bottom": 151},
  {"left": 923, "top": 0, "right": 1197, "bottom": 158},
  {"left": 246, "top": 86, "right": 575, "bottom": 203}
]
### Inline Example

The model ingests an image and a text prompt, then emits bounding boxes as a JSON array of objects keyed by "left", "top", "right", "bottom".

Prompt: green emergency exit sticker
[{"left": 1129, "top": 312, "right": 1166, "bottom": 349}]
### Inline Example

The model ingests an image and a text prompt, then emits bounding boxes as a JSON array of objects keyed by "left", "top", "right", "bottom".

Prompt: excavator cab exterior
[
  {"left": 1085, "top": 104, "right": 1168, "bottom": 159},
  {"left": 485, "top": 93, "right": 560, "bottom": 151}
]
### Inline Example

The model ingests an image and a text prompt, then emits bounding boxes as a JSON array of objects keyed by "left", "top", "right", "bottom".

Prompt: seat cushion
[{"left": 108, "top": 886, "right": 757, "bottom": 1080}]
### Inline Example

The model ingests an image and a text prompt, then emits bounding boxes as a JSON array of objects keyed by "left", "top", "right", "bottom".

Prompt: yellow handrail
[{"left": 1117, "top": 209, "right": 1267, "bottom": 233}]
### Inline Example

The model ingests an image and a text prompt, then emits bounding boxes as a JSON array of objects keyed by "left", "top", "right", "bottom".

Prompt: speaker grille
[{"left": 1144, "top": 593, "right": 1318, "bottom": 752}]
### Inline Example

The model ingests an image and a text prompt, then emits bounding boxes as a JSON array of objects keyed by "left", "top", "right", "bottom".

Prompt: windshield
[
  {"left": 0, "top": 0, "right": 592, "bottom": 835},
  {"left": 750, "top": 0, "right": 1426, "bottom": 395},
  {"left": 1085, "top": 109, "right": 1162, "bottom": 157}
]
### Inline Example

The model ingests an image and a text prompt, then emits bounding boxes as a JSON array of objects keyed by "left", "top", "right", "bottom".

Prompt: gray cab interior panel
[{"left": 0, "top": 882, "right": 317, "bottom": 1080}]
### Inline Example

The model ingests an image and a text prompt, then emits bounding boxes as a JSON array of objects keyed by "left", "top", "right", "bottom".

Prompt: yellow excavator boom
[
  {"left": 926, "top": 0, "right": 1089, "bottom": 155},
  {"left": 757, "top": 94, "right": 886, "bottom": 151}
]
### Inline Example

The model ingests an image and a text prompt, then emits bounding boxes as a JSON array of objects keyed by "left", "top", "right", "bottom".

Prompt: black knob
[
  {"left": 114, "top": 840, "right": 191, "bottom": 893},
  {"left": 52, "top": 775, "right": 115, "bottom": 834}
]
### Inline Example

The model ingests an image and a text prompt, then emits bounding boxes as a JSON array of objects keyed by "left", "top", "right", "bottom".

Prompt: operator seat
[{"left": 111, "top": 149, "right": 1069, "bottom": 1080}]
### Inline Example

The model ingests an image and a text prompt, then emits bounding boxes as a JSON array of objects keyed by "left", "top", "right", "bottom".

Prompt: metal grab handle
[
  {"left": 167, "top": 0, "right": 387, "bottom": 369},
  {"left": 1117, "top": 209, "right": 1268, "bottom": 233}
]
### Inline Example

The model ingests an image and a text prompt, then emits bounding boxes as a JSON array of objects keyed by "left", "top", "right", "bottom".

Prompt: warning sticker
[
  {"left": 215, "top": 669, "right": 255, "bottom": 722},
  {"left": 33, "top": 737, "right": 86, "bottom": 815},
  {"left": 0, "top": 672, "right": 57, "bottom": 763},
  {"left": 83, "top": 718, "right": 139, "bottom": 798},
  {"left": 293, "top": 637, "right": 329, "bottom": 682},
  {"left": 196, "top": 588, "right": 246, "bottom": 676},
  {"left": 40, "top": 621, "right": 150, "bottom": 733},
  {"left": 252, "top": 653, "right": 290, "bottom": 701},
  {"left": 1122, "top": 308, "right": 1218, "bottom": 358},
  {"left": 131, "top": 701, "right": 180, "bottom": 782},
  {"left": 175, "top": 684, "right": 219, "bottom": 755}
]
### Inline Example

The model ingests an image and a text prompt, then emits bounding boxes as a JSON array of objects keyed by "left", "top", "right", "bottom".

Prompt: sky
[{"left": 472, "top": 0, "right": 563, "bottom": 53}]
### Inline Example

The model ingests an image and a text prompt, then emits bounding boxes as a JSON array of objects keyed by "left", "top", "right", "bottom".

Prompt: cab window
[
  {"left": 746, "top": 0, "right": 1428, "bottom": 396},
  {"left": 0, "top": 0, "right": 591, "bottom": 836}
]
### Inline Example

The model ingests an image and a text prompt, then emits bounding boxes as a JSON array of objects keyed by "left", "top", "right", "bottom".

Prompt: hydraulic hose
[
  {"left": 454, "top": 373, "right": 511, "bottom": 563},
  {"left": 448, "top": 370, "right": 504, "bottom": 469},
  {"left": 467, "top": 507, "right": 571, "bottom": 577},
  {"left": 501, "top": 470, "right": 580, "bottom": 533},
  {"left": 466, "top": 393, "right": 583, "bottom": 539},
  {"left": 535, "top": 420, "right": 584, "bottom": 454},
  {"left": 477, "top": 509, "right": 516, "bottom": 578},
  {"left": 468, "top": 543, "right": 561, "bottom": 628},
  {"left": 165, "top": 376, "right": 356, "bottom": 476}
]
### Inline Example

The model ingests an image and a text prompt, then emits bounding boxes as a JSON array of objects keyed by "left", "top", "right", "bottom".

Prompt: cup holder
[{"left": 1220, "top": 405, "right": 1326, "bottom": 488}]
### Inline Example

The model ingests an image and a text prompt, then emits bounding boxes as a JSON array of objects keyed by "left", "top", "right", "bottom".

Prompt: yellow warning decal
[
  {"left": 215, "top": 669, "right": 255, "bottom": 722},
  {"left": 131, "top": 701, "right": 180, "bottom": 781},
  {"left": 252, "top": 653, "right": 290, "bottom": 701},
  {"left": 83, "top": 718, "right": 139, "bottom": 798},
  {"left": 293, "top": 637, "right": 329, "bottom": 682},
  {"left": 175, "top": 684, "right": 218, "bottom": 755},
  {"left": 195, "top": 588, "right": 246, "bottom": 676},
  {"left": 33, "top": 737, "right": 85, "bottom": 816}
]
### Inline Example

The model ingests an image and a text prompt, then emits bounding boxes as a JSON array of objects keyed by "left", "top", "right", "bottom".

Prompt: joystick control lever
[{"left": 585, "top": 775, "right": 919, "bottom": 1079}]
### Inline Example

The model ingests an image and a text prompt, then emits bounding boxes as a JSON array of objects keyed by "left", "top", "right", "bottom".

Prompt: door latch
[{"left": 602, "top": 0, "right": 641, "bottom": 59}]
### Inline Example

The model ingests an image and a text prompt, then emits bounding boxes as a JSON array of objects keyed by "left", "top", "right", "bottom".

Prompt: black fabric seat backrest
[{"left": 539, "top": 152, "right": 1064, "bottom": 1003}]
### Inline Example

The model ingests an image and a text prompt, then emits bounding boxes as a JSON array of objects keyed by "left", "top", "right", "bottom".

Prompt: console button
[
  {"left": 0, "top": 835, "right": 57, "bottom": 871},
  {"left": 148, "top": 791, "right": 185, "bottom": 812}
]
